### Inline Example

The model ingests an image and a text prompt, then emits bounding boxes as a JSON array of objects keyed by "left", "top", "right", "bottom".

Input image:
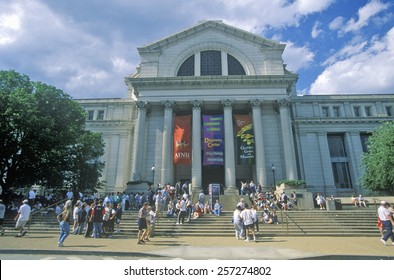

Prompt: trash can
[
  {"left": 326, "top": 199, "right": 336, "bottom": 211},
  {"left": 334, "top": 199, "right": 342, "bottom": 210}
]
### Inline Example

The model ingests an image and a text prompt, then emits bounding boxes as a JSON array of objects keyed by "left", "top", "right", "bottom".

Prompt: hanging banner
[
  {"left": 203, "top": 115, "right": 224, "bottom": 166},
  {"left": 173, "top": 115, "right": 192, "bottom": 165},
  {"left": 234, "top": 114, "right": 255, "bottom": 165}
]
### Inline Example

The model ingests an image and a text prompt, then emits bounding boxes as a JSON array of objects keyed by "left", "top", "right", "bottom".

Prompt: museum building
[{"left": 76, "top": 20, "right": 394, "bottom": 196}]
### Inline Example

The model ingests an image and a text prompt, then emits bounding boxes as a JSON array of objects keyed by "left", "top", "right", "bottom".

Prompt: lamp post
[
  {"left": 272, "top": 164, "right": 276, "bottom": 187},
  {"left": 151, "top": 165, "right": 155, "bottom": 187}
]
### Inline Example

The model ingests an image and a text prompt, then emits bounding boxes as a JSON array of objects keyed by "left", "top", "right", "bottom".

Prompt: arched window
[
  {"left": 176, "top": 51, "right": 246, "bottom": 76},
  {"left": 177, "top": 55, "right": 195, "bottom": 76},
  {"left": 201, "top": 50, "right": 221, "bottom": 76},
  {"left": 228, "top": 54, "right": 246, "bottom": 75}
]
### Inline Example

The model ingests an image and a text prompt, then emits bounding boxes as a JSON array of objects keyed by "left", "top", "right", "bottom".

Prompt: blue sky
[{"left": 0, "top": 0, "right": 393, "bottom": 99}]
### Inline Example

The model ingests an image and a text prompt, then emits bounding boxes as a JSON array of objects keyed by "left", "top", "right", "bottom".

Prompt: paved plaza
[{"left": 0, "top": 230, "right": 393, "bottom": 260}]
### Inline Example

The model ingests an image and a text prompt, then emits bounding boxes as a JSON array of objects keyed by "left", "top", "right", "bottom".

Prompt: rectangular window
[
  {"left": 328, "top": 135, "right": 347, "bottom": 157},
  {"left": 386, "top": 106, "right": 392, "bottom": 116},
  {"left": 331, "top": 162, "right": 352, "bottom": 189},
  {"left": 360, "top": 133, "right": 370, "bottom": 153},
  {"left": 333, "top": 106, "right": 340, "bottom": 117},
  {"left": 353, "top": 106, "right": 360, "bottom": 117},
  {"left": 201, "top": 50, "right": 222, "bottom": 76},
  {"left": 365, "top": 106, "right": 371, "bottom": 116},
  {"left": 87, "top": 110, "right": 94, "bottom": 120},
  {"left": 97, "top": 110, "right": 105, "bottom": 120},
  {"left": 327, "top": 134, "right": 352, "bottom": 189},
  {"left": 322, "top": 106, "right": 329, "bottom": 117}
]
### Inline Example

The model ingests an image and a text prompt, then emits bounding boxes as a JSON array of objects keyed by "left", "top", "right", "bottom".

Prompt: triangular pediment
[{"left": 137, "top": 20, "right": 284, "bottom": 53}]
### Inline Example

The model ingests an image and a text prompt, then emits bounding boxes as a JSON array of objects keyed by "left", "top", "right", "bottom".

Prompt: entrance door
[{"left": 202, "top": 165, "right": 224, "bottom": 194}]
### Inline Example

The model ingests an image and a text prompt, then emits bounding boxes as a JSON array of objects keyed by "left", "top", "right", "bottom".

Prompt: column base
[
  {"left": 191, "top": 185, "right": 203, "bottom": 202},
  {"left": 224, "top": 186, "right": 239, "bottom": 195}
]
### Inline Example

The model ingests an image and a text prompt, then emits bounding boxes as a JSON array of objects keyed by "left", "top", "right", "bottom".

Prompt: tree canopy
[
  {"left": 361, "top": 121, "right": 394, "bottom": 195},
  {"left": 0, "top": 70, "right": 105, "bottom": 195}
]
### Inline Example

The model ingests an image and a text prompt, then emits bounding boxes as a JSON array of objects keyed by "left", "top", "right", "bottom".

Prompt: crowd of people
[{"left": 1, "top": 183, "right": 393, "bottom": 247}]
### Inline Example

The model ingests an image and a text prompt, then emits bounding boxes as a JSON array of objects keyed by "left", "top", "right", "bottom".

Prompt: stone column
[
  {"left": 131, "top": 101, "right": 149, "bottom": 181},
  {"left": 317, "top": 131, "right": 335, "bottom": 188},
  {"left": 250, "top": 100, "right": 267, "bottom": 187},
  {"left": 346, "top": 131, "right": 363, "bottom": 188},
  {"left": 191, "top": 100, "right": 203, "bottom": 194},
  {"left": 161, "top": 101, "right": 175, "bottom": 185},
  {"left": 278, "top": 99, "right": 297, "bottom": 180},
  {"left": 221, "top": 99, "right": 237, "bottom": 194}
]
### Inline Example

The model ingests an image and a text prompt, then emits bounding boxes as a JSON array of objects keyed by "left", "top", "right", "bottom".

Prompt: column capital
[
  {"left": 317, "top": 131, "right": 327, "bottom": 137},
  {"left": 136, "top": 101, "right": 150, "bottom": 111},
  {"left": 348, "top": 131, "right": 360, "bottom": 137},
  {"left": 249, "top": 99, "right": 262, "bottom": 109},
  {"left": 277, "top": 98, "right": 291, "bottom": 108},
  {"left": 190, "top": 100, "right": 203, "bottom": 109},
  {"left": 221, "top": 99, "right": 234, "bottom": 109},
  {"left": 161, "top": 100, "right": 175, "bottom": 111}
]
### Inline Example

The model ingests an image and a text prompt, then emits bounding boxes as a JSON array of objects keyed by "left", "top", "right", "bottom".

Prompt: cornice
[
  {"left": 292, "top": 94, "right": 394, "bottom": 102},
  {"left": 85, "top": 120, "right": 134, "bottom": 128},
  {"left": 137, "top": 20, "right": 284, "bottom": 53},
  {"left": 125, "top": 74, "right": 298, "bottom": 92},
  {"left": 294, "top": 117, "right": 392, "bottom": 124}
]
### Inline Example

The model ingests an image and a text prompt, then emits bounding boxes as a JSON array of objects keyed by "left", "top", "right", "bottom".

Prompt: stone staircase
[{"left": 3, "top": 207, "right": 380, "bottom": 237}]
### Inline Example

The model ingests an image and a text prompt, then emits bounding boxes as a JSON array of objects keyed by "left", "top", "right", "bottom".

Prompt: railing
[
  {"left": 272, "top": 203, "right": 289, "bottom": 235},
  {"left": 273, "top": 201, "right": 308, "bottom": 235},
  {"left": 28, "top": 197, "right": 69, "bottom": 229}
]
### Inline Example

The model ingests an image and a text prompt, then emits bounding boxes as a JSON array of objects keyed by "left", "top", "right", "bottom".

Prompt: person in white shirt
[
  {"left": 176, "top": 198, "right": 187, "bottom": 225},
  {"left": 199, "top": 191, "right": 205, "bottom": 205},
  {"left": 240, "top": 203, "right": 256, "bottom": 242},
  {"left": 73, "top": 201, "right": 82, "bottom": 234},
  {"left": 28, "top": 189, "right": 36, "bottom": 206},
  {"left": 213, "top": 200, "right": 222, "bottom": 216},
  {"left": 251, "top": 204, "right": 259, "bottom": 233},
  {"left": 378, "top": 201, "right": 394, "bottom": 245},
  {"left": 358, "top": 194, "right": 367, "bottom": 207},
  {"left": 232, "top": 206, "right": 244, "bottom": 239},
  {"left": 14, "top": 199, "right": 31, "bottom": 237},
  {"left": 66, "top": 190, "right": 73, "bottom": 200},
  {"left": 145, "top": 206, "right": 156, "bottom": 239}
]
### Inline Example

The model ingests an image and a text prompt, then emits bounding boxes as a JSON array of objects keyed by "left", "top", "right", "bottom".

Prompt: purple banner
[{"left": 203, "top": 115, "right": 224, "bottom": 166}]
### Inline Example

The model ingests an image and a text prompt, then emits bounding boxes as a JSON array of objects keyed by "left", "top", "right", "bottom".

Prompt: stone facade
[{"left": 76, "top": 20, "right": 394, "bottom": 196}]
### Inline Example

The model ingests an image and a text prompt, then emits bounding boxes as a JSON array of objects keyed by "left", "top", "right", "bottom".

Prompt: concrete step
[{"left": 4, "top": 209, "right": 380, "bottom": 237}]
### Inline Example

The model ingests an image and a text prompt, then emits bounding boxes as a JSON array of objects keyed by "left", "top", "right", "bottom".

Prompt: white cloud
[
  {"left": 0, "top": 0, "right": 135, "bottom": 98},
  {"left": 282, "top": 41, "right": 315, "bottom": 72},
  {"left": 329, "top": 16, "right": 345, "bottom": 30},
  {"left": 311, "top": 21, "right": 323, "bottom": 38},
  {"left": 310, "top": 26, "right": 394, "bottom": 94},
  {"left": 0, "top": 3, "right": 22, "bottom": 45},
  {"left": 214, "top": 0, "right": 335, "bottom": 33},
  {"left": 294, "top": 0, "right": 335, "bottom": 14},
  {"left": 341, "top": 0, "right": 390, "bottom": 34},
  {"left": 323, "top": 39, "right": 368, "bottom": 66}
]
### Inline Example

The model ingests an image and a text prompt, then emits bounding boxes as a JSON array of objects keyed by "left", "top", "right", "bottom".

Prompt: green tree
[
  {"left": 0, "top": 70, "right": 105, "bottom": 195},
  {"left": 64, "top": 131, "right": 106, "bottom": 194},
  {"left": 361, "top": 121, "right": 394, "bottom": 195}
]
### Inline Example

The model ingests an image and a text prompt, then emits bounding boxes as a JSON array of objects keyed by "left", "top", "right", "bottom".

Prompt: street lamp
[
  {"left": 272, "top": 164, "right": 276, "bottom": 187},
  {"left": 151, "top": 165, "right": 155, "bottom": 186}
]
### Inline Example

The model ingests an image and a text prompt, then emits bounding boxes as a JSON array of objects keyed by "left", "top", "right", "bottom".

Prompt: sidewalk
[{"left": 0, "top": 231, "right": 393, "bottom": 259}]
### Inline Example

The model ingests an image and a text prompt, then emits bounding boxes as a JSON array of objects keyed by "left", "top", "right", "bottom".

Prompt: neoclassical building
[{"left": 77, "top": 20, "right": 394, "bottom": 196}]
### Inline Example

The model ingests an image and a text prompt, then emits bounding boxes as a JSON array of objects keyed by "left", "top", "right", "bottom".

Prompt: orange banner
[{"left": 173, "top": 115, "right": 192, "bottom": 165}]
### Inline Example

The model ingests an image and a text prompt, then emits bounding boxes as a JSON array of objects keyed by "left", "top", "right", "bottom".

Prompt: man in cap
[
  {"left": 14, "top": 199, "right": 31, "bottom": 237},
  {"left": 377, "top": 201, "right": 394, "bottom": 245}
]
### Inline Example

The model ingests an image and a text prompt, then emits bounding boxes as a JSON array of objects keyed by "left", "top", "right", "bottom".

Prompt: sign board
[{"left": 209, "top": 183, "right": 220, "bottom": 208}]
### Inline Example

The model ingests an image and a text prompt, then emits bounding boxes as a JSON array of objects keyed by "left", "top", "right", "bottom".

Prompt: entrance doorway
[{"left": 202, "top": 165, "right": 224, "bottom": 194}]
